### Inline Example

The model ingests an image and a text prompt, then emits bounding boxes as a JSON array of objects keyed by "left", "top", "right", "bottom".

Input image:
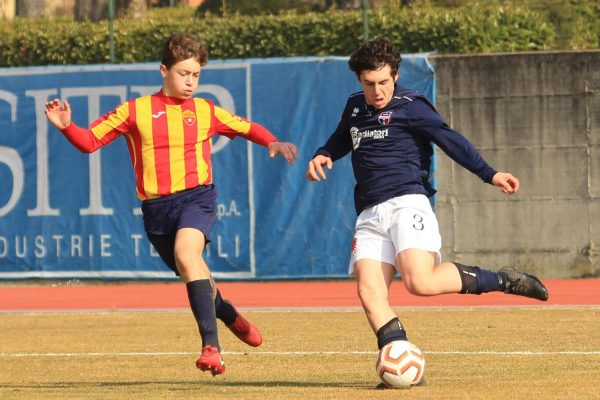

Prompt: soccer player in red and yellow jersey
[{"left": 44, "top": 33, "right": 298, "bottom": 377}]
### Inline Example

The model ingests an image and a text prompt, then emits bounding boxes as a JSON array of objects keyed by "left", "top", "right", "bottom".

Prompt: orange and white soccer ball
[{"left": 375, "top": 340, "right": 425, "bottom": 388}]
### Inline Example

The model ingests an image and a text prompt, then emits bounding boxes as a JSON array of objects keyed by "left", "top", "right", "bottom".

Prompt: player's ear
[{"left": 160, "top": 64, "right": 168, "bottom": 79}]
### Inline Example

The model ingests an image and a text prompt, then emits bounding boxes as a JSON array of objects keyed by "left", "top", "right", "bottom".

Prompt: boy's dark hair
[
  {"left": 348, "top": 38, "right": 402, "bottom": 78},
  {"left": 161, "top": 33, "right": 208, "bottom": 69}
]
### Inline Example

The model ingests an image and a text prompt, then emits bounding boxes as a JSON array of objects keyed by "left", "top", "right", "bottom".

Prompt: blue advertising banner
[{"left": 0, "top": 55, "right": 434, "bottom": 280}]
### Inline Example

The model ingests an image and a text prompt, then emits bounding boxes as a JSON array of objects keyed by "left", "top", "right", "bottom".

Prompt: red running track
[{"left": 1, "top": 279, "right": 599, "bottom": 311}]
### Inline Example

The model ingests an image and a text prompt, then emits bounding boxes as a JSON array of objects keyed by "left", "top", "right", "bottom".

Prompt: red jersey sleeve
[
  {"left": 60, "top": 102, "right": 130, "bottom": 153},
  {"left": 60, "top": 122, "right": 101, "bottom": 153},
  {"left": 213, "top": 105, "right": 278, "bottom": 147}
]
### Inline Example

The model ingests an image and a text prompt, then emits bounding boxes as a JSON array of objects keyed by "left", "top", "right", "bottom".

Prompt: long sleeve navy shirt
[{"left": 315, "top": 85, "right": 497, "bottom": 215}]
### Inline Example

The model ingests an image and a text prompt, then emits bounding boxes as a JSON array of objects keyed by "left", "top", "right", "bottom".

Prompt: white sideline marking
[{"left": 2, "top": 350, "right": 600, "bottom": 358}]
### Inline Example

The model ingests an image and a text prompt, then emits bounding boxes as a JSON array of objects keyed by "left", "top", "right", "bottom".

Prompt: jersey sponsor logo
[
  {"left": 350, "top": 126, "right": 389, "bottom": 150},
  {"left": 182, "top": 110, "right": 196, "bottom": 126},
  {"left": 151, "top": 111, "right": 166, "bottom": 119},
  {"left": 350, "top": 127, "right": 361, "bottom": 150},
  {"left": 378, "top": 111, "right": 392, "bottom": 125}
]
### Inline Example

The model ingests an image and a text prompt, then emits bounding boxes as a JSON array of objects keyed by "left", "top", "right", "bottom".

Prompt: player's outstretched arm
[
  {"left": 491, "top": 172, "right": 519, "bottom": 194},
  {"left": 267, "top": 142, "right": 298, "bottom": 164},
  {"left": 305, "top": 155, "right": 333, "bottom": 181},
  {"left": 44, "top": 99, "right": 72, "bottom": 130},
  {"left": 44, "top": 98, "right": 104, "bottom": 153}
]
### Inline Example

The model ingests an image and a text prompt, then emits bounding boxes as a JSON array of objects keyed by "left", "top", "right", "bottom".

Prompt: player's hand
[
  {"left": 305, "top": 155, "right": 333, "bottom": 181},
  {"left": 44, "top": 99, "right": 72, "bottom": 130},
  {"left": 492, "top": 172, "right": 519, "bottom": 194},
  {"left": 268, "top": 141, "right": 298, "bottom": 164}
]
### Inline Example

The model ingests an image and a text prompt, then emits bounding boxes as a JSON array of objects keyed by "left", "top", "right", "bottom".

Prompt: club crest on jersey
[
  {"left": 182, "top": 110, "right": 196, "bottom": 126},
  {"left": 378, "top": 111, "right": 392, "bottom": 125}
]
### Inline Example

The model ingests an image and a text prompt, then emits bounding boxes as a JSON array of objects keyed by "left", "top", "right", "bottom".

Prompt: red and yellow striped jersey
[{"left": 61, "top": 90, "right": 277, "bottom": 200}]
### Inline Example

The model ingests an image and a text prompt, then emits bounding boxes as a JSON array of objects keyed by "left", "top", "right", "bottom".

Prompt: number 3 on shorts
[{"left": 412, "top": 213, "right": 425, "bottom": 231}]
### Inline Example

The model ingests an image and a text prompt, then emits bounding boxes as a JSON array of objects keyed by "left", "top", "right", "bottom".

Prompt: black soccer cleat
[{"left": 499, "top": 267, "right": 548, "bottom": 301}]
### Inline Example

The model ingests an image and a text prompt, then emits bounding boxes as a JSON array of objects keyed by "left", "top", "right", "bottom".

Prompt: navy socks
[
  {"left": 186, "top": 279, "right": 220, "bottom": 350},
  {"left": 455, "top": 263, "right": 502, "bottom": 294},
  {"left": 376, "top": 317, "right": 408, "bottom": 349},
  {"left": 214, "top": 289, "right": 237, "bottom": 325}
]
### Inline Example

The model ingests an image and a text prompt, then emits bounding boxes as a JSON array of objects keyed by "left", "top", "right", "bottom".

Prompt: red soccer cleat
[
  {"left": 227, "top": 311, "right": 263, "bottom": 347},
  {"left": 196, "top": 345, "right": 225, "bottom": 376}
]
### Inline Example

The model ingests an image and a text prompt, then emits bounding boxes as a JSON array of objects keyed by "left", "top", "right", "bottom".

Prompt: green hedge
[
  {"left": 0, "top": 5, "right": 561, "bottom": 67},
  {"left": 569, "top": 2, "right": 600, "bottom": 49}
]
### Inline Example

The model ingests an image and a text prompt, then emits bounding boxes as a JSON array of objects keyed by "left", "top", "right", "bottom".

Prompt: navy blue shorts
[{"left": 141, "top": 184, "right": 217, "bottom": 272}]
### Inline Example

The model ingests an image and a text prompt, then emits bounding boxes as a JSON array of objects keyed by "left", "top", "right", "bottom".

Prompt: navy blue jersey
[{"left": 315, "top": 85, "right": 496, "bottom": 214}]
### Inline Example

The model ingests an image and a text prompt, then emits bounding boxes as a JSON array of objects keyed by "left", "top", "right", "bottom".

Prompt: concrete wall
[{"left": 431, "top": 51, "right": 600, "bottom": 279}]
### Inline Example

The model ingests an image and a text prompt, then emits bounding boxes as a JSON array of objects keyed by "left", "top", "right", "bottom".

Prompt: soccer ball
[{"left": 375, "top": 340, "right": 425, "bottom": 388}]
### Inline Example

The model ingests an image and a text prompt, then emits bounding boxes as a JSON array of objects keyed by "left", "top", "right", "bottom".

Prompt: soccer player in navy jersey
[
  {"left": 306, "top": 38, "right": 548, "bottom": 372},
  {"left": 45, "top": 33, "right": 298, "bottom": 376}
]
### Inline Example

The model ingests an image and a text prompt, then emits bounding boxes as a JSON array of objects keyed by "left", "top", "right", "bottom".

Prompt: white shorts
[{"left": 349, "top": 194, "right": 442, "bottom": 275}]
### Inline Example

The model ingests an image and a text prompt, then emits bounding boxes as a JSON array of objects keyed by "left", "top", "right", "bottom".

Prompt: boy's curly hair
[
  {"left": 348, "top": 38, "right": 402, "bottom": 78},
  {"left": 161, "top": 33, "right": 208, "bottom": 69}
]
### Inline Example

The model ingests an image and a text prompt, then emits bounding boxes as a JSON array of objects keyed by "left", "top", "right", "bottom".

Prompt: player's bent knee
[
  {"left": 174, "top": 250, "right": 200, "bottom": 270},
  {"left": 357, "top": 283, "right": 387, "bottom": 305},
  {"left": 402, "top": 275, "right": 436, "bottom": 296}
]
